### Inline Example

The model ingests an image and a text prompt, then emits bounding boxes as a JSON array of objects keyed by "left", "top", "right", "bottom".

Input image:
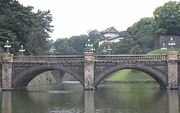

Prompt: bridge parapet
[
  {"left": 13, "top": 55, "right": 84, "bottom": 63},
  {"left": 95, "top": 54, "right": 167, "bottom": 61}
]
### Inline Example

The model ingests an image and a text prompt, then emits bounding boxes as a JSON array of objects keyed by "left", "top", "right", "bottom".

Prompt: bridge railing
[
  {"left": 95, "top": 54, "right": 167, "bottom": 61},
  {"left": 6, "top": 54, "right": 171, "bottom": 63},
  {"left": 13, "top": 55, "right": 84, "bottom": 63}
]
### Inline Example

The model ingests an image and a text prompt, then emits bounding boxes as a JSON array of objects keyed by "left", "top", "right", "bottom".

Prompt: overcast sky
[{"left": 17, "top": 0, "right": 177, "bottom": 40}]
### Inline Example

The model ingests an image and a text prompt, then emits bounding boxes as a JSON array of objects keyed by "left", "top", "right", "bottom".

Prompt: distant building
[
  {"left": 155, "top": 35, "right": 180, "bottom": 50},
  {"left": 99, "top": 27, "right": 123, "bottom": 45}
]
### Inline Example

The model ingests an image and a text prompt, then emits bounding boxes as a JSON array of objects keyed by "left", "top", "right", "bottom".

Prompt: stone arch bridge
[{"left": 0, "top": 52, "right": 180, "bottom": 90}]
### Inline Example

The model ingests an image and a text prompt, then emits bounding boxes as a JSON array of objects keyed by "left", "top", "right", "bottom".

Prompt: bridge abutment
[
  {"left": 84, "top": 52, "right": 95, "bottom": 90},
  {"left": 167, "top": 51, "right": 179, "bottom": 90},
  {"left": 1, "top": 53, "right": 13, "bottom": 90}
]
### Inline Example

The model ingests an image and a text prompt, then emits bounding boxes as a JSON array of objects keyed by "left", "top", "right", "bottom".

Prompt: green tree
[
  {"left": 54, "top": 38, "right": 76, "bottom": 54},
  {"left": 88, "top": 30, "right": 101, "bottom": 51},
  {"left": 111, "top": 40, "right": 134, "bottom": 54},
  {"left": 153, "top": 1, "right": 180, "bottom": 35},
  {"left": 54, "top": 30, "right": 101, "bottom": 55},
  {"left": 68, "top": 35, "right": 88, "bottom": 54},
  {"left": 96, "top": 43, "right": 108, "bottom": 54},
  {"left": 0, "top": 0, "right": 53, "bottom": 55},
  {"left": 129, "top": 45, "right": 143, "bottom": 54},
  {"left": 126, "top": 17, "right": 155, "bottom": 52}
]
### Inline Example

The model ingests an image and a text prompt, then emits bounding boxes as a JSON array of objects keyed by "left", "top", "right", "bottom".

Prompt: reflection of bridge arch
[
  {"left": 94, "top": 64, "right": 168, "bottom": 89},
  {"left": 13, "top": 65, "right": 84, "bottom": 88}
]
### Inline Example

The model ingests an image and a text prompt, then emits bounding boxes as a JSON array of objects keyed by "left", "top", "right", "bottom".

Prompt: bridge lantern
[
  {"left": 4, "top": 40, "right": 11, "bottom": 53},
  {"left": 168, "top": 37, "right": 176, "bottom": 50},
  {"left": 49, "top": 45, "right": 55, "bottom": 54},
  {"left": 84, "top": 39, "right": 95, "bottom": 53},
  {"left": 102, "top": 47, "right": 107, "bottom": 54},
  {"left": 19, "top": 45, "right": 25, "bottom": 55},
  {"left": 107, "top": 45, "right": 112, "bottom": 54}
]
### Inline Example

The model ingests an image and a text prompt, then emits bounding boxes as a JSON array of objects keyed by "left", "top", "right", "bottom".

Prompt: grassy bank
[
  {"left": 106, "top": 48, "right": 180, "bottom": 82},
  {"left": 106, "top": 69, "right": 154, "bottom": 82},
  {"left": 146, "top": 48, "right": 180, "bottom": 55}
]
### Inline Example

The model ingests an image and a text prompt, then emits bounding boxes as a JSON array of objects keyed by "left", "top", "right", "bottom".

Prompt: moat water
[{"left": 0, "top": 82, "right": 180, "bottom": 113}]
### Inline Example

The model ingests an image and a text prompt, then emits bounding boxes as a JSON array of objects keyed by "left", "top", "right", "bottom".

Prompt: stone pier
[
  {"left": 1, "top": 53, "right": 13, "bottom": 90},
  {"left": 167, "top": 51, "right": 179, "bottom": 89},
  {"left": 84, "top": 52, "right": 95, "bottom": 90}
]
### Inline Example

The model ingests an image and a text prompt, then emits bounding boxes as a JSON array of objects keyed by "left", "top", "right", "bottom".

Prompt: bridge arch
[
  {"left": 13, "top": 65, "right": 84, "bottom": 88},
  {"left": 94, "top": 64, "right": 168, "bottom": 89}
]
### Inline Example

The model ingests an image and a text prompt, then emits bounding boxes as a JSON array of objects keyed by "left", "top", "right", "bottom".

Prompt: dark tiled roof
[
  {"left": 101, "top": 27, "right": 119, "bottom": 34},
  {"left": 100, "top": 27, "right": 120, "bottom": 40}
]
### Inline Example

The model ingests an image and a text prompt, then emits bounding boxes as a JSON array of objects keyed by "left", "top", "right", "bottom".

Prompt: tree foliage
[
  {"left": 126, "top": 17, "right": 155, "bottom": 52},
  {"left": 153, "top": 1, "right": 180, "bottom": 35},
  {"left": 54, "top": 30, "right": 100, "bottom": 54},
  {"left": 54, "top": 35, "right": 87, "bottom": 54},
  {"left": 129, "top": 45, "right": 143, "bottom": 54},
  {"left": 0, "top": 0, "right": 53, "bottom": 55},
  {"left": 111, "top": 39, "right": 134, "bottom": 54},
  {"left": 54, "top": 38, "right": 76, "bottom": 54}
]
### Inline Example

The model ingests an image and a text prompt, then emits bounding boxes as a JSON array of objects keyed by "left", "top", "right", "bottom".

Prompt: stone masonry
[{"left": 0, "top": 52, "right": 180, "bottom": 90}]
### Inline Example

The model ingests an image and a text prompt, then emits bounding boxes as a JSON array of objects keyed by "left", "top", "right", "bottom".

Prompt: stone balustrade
[
  {"left": 12, "top": 54, "right": 169, "bottom": 63},
  {"left": 95, "top": 54, "right": 167, "bottom": 61},
  {"left": 10, "top": 54, "right": 180, "bottom": 63},
  {"left": 13, "top": 55, "right": 84, "bottom": 63}
]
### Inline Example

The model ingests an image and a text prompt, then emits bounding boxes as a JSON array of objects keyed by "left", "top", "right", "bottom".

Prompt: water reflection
[
  {"left": 0, "top": 83, "right": 179, "bottom": 113},
  {"left": 96, "top": 84, "right": 163, "bottom": 112},
  {"left": 1, "top": 91, "right": 12, "bottom": 113},
  {"left": 84, "top": 91, "right": 94, "bottom": 113},
  {"left": 168, "top": 90, "right": 179, "bottom": 113}
]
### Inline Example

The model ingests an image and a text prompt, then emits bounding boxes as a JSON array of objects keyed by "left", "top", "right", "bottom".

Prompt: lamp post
[
  {"left": 168, "top": 37, "right": 176, "bottom": 51},
  {"left": 85, "top": 39, "right": 95, "bottom": 53},
  {"left": 19, "top": 45, "right": 25, "bottom": 56},
  {"left": 49, "top": 45, "right": 55, "bottom": 55},
  {"left": 107, "top": 45, "right": 112, "bottom": 54},
  {"left": 4, "top": 40, "right": 11, "bottom": 53},
  {"left": 161, "top": 43, "right": 167, "bottom": 54},
  {"left": 102, "top": 44, "right": 112, "bottom": 54},
  {"left": 102, "top": 47, "right": 107, "bottom": 54},
  {"left": 161, "top": 43, "right": 167, "bottom": 50}
]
